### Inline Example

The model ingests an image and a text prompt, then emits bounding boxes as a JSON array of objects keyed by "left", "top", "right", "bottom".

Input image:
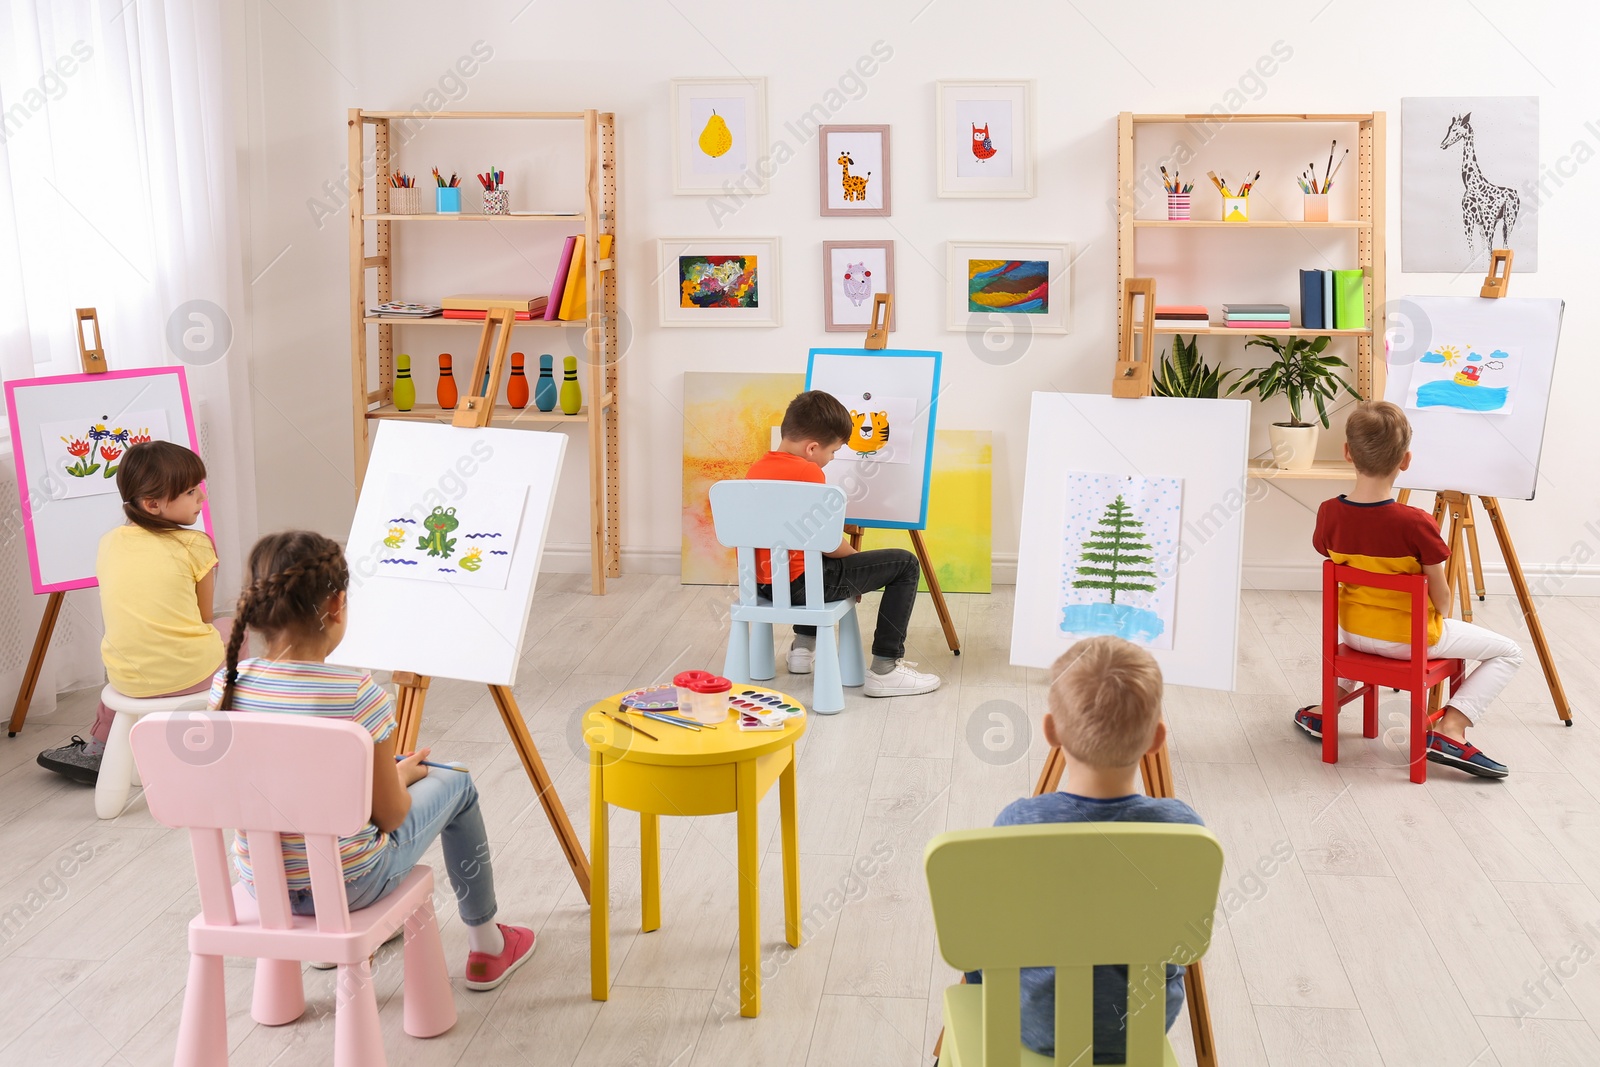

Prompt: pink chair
[{"left": 129, "top": 710, "right": 456, "bottom": 1066}]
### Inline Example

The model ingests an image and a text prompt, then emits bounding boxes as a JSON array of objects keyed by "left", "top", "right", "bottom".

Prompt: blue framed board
[{"left": 805, "top": 347, "right": 941, "bottom": 530}]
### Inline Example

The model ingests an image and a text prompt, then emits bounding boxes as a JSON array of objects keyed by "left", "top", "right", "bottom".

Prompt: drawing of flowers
[
  {"left": 86, "top": 423, "right": 112, "bottom": 443},
  {"left": 60, "top": 435, "right": 100, "bottom": 478},
  {"left": 99, "top": 443, "right": 123, "bottom": 478},
  {"left": 129, "top": 428, "right": 152, "bottom": 445}
]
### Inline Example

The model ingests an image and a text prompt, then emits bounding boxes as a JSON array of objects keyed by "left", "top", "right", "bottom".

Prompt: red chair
[{"left": 1321, "top": 559, "right": 1465, "bottom": 783}]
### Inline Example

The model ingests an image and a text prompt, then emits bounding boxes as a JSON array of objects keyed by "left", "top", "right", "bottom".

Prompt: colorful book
[
  {"left": 1221, "top": 303, "right": 1290, "bottom": 316},
  {"left": 1323, "top": 272, "right": 1334, "bottom": 331},
  {"left": 1299, "top": 270, "right": 1325, "bottom": 330},
  {"left": 441, "top": 309, "right": 538, "bottom": 321},
  {"left": 1224, "top": 320, "right": 1294, "bottom": 329},
  {"left": 441, "top": 294, "right": 543, "bottom": 312},
  {"left": 1333, "top": 269, "right": 1366, "bottom": 329},
  {"left": 544, "top": 236, "right": 578, "bottom": 321},
  {"left": 1154, "top": 305, "right": 1209, "bottom": 318},
  {"left": 557, "top": 234, "right": 613, "bottom": 321},
  {"left": 1224, "top": 312, "right": 1289, "bottom": 321},
  {"left": 369, "top": 302, "right": 441, "bottom": 317}
]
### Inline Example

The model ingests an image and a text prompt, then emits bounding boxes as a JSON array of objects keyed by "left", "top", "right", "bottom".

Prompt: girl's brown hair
[
  {"left": 116, "top": 441, "right": 207, "bottom": 534},
  {"left": 217, "top": 531, "right": 349, "bottom": 710}
]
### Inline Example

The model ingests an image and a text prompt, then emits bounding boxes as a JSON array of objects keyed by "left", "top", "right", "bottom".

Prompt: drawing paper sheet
[
  {"left": 831, "top": 395, "right": 915, "bottom": 466},
  {"left": 1058, "top": 473, "right": 1182, "bottom": 651},
  {"left": 1403, "top": 342, "right": 1522, "bottom": 415},
  {"left": 370, "top": 474, "right": 527, "bottom": 591},
  {"left": 38, "top": 410, "right": 172, "bottom": 499}
]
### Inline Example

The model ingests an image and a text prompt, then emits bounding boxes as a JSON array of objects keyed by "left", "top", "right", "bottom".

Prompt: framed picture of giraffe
[
  {"left": 1402, "top": 96, "right": 1539, "bottom": 273},
  {"left": 819, "top": 125, "right": 890, "bottom": 216}
]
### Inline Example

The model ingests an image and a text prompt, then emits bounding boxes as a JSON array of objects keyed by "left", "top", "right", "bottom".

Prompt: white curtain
[{"left": 0, "top": 0, "right": 257, "bottom": 718}]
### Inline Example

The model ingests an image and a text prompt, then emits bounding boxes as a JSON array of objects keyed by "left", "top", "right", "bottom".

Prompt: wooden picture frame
[
  {"left": 819, "top": 125, "right": 891, "bottom": 216},
  {"left": 822, "top": 241, "right": 895, "bottom": 333},
  {"left": 946, "top": 241, "right": 1071, "bottom": 334},
  {"left": 936, "top": 80, "right": 1035, "bottom": 198},
  {"left": 658, "top": 237, "right": 782, "bottom": 328},
  {"left": 671, "top": 77, "right": 768, "bottom": 196}
]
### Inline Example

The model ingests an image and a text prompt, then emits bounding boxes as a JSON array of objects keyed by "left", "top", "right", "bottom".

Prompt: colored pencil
[{"left": 395, "top": 755, "right": 469, "bottom": 772}]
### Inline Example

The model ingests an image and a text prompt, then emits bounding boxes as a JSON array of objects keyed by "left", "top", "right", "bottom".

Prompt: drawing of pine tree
[{"left": 1071, "top": 494, "right": 1157, "bottom": 604}]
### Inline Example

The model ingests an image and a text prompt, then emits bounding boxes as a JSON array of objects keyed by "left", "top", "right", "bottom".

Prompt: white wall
[{"left": 237, "top": 0, "right": 1600, "bottom": 595}]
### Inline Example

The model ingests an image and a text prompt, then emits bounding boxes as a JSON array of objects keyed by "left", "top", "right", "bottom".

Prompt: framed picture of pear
[{"left": 671, "top": 77, "right": 768, "bottom": 195}]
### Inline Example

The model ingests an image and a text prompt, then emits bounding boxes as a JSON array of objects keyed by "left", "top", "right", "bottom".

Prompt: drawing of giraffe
[
  {"left": 837, "top": 152, "right": 870, "bottom": 202},
  {"left": 1440, "top": 112, "right": 1521, "bottom": 257}
]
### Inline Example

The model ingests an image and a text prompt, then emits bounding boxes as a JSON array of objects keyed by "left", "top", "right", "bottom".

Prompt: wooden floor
[{"left": 2, "top": 574, "right": 1598, "bottom": 1065}]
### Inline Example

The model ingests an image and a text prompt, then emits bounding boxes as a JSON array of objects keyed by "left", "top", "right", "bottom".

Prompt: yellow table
[{"left": 584, "top": 686, "right": 807, "bottom": 1017}]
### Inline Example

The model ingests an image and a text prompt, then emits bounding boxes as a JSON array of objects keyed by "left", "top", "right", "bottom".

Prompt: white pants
[{"left": 1338, "top": 618, "right": 1523, "bottom": 725}]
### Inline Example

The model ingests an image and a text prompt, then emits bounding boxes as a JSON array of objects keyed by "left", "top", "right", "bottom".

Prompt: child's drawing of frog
[{"left": 417, "top": 506, "right": 459, "bottom": 558}]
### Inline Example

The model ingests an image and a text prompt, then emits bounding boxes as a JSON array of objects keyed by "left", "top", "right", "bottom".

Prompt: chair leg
[
  {"left": 1321, "top": 668, "right": 1340, "bottom": 766},
  {"left": 750, "top": 622, "right": 776, "bottom": 681},
  {"left": 838, "top": 605, "right": 865, "bottom": 688},
  {"left": 1409, "top": 687, "right": 1428, "bottom": 785},
  {"left": 334, "top": 958, "right": 387, "bottom": 1066},
  {"left": 95, "top": 710, "right": 137, "bottom": 820},
  {"left": 1363, "top": 686, "right": 1379, "bottom": 739},
  {"left": 724, "top": 620, "right": 751, "bottom": 683},
  {"left": 402, "top": 897, "right": 457, "bottom": 1039},
  {"left": 251, "top": 957, "right": 305, "bottom": 1026},
  {"left": 812, "top": 624, "right": 844, "bottom": 715},
  {"left": 175, "top": 953, "right": 230, "bottom": 1067}
]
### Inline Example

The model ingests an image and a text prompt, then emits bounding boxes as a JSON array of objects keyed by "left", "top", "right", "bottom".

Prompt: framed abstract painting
[
  {"left": 657, "top": 237, "right": 782, "bottom": 327},
  {"left": 819, "top": 124, "right": 890, "bottom": 216},
  {"left": 671, "top": 77, "right": 768, "bottom": 195},
  {"left": 822, "top": 240, "right": 894, "bottom": 332},
  {"left": 945, "top": 241, "right": 1071, "bottom": 334},
  {"left": 936, "top": 80, "right": 1034, "bottom": 198}
]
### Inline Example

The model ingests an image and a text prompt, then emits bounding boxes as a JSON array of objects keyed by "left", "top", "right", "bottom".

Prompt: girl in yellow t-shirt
[{"left": 37, "top": 442, "right": 231, "bottom": 784}]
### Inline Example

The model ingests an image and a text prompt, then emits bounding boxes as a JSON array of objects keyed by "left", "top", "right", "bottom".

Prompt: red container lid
[{"left": 674, "top": 670, "right": 732, "bottom": 694}]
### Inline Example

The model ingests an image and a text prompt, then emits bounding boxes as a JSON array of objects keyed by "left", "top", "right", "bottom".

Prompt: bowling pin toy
[
  {"left": 393, "top": 353, "right": 416, "bottom": 412},
  {"left": 534, "top": 353, "right": 557, "bottom": 412},
  {"left": 436, "top": 353, "right": 458, "bottom": 410},
  {"left": 559, "top": 355, "right": 582, "bottom": 415},
  {"left": 507, "top": 351, "right": 529, "bottom": 409}
]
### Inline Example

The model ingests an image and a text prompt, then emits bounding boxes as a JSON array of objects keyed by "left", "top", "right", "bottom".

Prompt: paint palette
[
  {"left": 620, "top": 685, "right": 679, "bottom": 711},
  {"left": 734, "top": 689, "right": 805, "bottom": 731}
]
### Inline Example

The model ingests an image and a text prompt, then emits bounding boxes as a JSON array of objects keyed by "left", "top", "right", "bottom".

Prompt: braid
[
  {"left": 230, "top": 532, "right": 350, "bottom": 676},
  {"left": 217, "top": 581, "right": 258, "bottom": 711}
]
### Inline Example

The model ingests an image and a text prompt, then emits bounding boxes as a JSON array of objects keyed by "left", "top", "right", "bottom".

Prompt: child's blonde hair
[
  {"left": 1047, "top": 636, "right": 1163, "bottom": 768},
  {"left": 1344, "top": 401, "right": 1412, "bottom": 476}
]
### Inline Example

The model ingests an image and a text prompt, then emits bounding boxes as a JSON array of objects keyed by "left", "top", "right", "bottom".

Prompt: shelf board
[
  {"left": 367, "top": 403, "right": 595, "bottom": 425},
  {"left": 360, "top": 110, "right": 592, "bottom": 121},
  {"left": 1139, "top": 324, "right": 1370, "bottom": 337},
  {"left": 1132, "top": 113, "right": 1374, "bottom": 124},
  {"left": 364, "top": 315, "right": 582, "bottom": 328},
  {"left": 363, "top": 212, "right": 584, "bottom": 222},
  {"left": 1248, "top": 458, "right": 1358, "bottom": 480},
  {"left": 1134, "top": 219, "right": 1369, "bottom": 229}
]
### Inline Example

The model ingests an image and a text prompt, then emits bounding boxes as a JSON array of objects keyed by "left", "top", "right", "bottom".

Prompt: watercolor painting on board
[
  {"left": 1058, "top": 472, "right": 1181, "bottom": 650},
  {"left": 369, "top": 474, "right": 527, "bottom": 591},
  {"left": 861, "top": 429, "right": 992, "bottom": 593},
  {"left": 39, "top": 410, "right": 171, "bottom": 500},
  {"left": 1404, "top": 342, "right": 1521, "bottom": 415}
]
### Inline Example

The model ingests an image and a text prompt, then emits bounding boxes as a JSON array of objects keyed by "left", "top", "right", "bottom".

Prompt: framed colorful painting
[
  {"left": 946, "top": 241, "right": 1071, "bottom": 334},
  {"left": 658, "top": 237, "right": 782, "bottom": 327},
  {"left": 936, "top": 80, "right": 1034, "bottom": 198},
  {"left": 822, "top": 240, "right": 894, "bottom": 333},
  {"left": 671, "top": 77, "right": 768, "bottom": 195},
  {"left": 819, "top": 124, "right": 890, "bottom": 216}
]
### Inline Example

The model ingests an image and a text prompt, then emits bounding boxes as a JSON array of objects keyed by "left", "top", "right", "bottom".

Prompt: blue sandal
[{"left": 1425, "top": 732, "right": 1509, "bottom": 779}]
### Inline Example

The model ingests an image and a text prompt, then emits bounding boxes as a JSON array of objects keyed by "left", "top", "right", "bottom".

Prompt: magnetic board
[
  {"left": 4, "top": 367, "right": 209, "bottom": 593},
  {"left": 1384, "top": 295, "right": 1562, "bottom": 500},
  {"left": 1011, "top": 393, "right": 1251, "bottom": 691},
  {"left": 330, "top": 420, "right": 565, "bottom": 686},
  {"left": 805, "top": 348, "right": 941, "bottom": 529}
]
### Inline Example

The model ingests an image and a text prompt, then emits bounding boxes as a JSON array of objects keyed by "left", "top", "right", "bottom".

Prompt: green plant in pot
[
  {"left": 1228, "top": 335, "right": 1362, "bottom": 470},
  {"left": 1151, "top": 334, "right": 1237, "bottom": 398}
]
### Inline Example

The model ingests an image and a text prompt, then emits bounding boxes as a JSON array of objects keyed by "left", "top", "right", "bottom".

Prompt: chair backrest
[
  {"left": 1322, "top": 558, "right": 1431, "bottom": 657},
  {"left": 925, "top": 823, "right": 1224, "bottom": 1067},
  {"left": 130, "top": 711, "right": 376, "bottom": 934},
  {"left": 709, "top": 479, "right": 848, "bottom": 611}
]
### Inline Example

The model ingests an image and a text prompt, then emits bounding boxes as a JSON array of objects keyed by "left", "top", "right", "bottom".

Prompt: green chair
[{"left": 925, "top": 823, "right": 1224, "bottom": 1067}]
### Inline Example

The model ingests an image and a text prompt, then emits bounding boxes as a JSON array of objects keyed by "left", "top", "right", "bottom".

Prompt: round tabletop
[{"left": 582, "top": 685, "right": 808, "bottom": 767}]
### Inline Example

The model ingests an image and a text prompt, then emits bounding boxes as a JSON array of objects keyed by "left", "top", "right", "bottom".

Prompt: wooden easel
[
  {"left": 9, "top": 309, "right": 108, "bottom": 736},
  {"left": 843, "top": 294, "right": 961, "bottom": 655},
  {"left": 1397, "top": 249, "right": 1572, "bottom": 726},
  {"left": 387, "top": 308, "right": 594, "bottom": 899}
]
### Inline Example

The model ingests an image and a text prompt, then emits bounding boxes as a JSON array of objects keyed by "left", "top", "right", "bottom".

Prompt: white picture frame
[
  {"left": 657, "top": 237, "right": 782, "bottom": 328},
  {"left": 946, "top": 241, "right": 1071, "bottom": 334},
  {"left": 671, "top": 77, "right": 768, "bottom": 196},
  {"left": 937, "top": 80, "right": 1035, "bottom": 198}
]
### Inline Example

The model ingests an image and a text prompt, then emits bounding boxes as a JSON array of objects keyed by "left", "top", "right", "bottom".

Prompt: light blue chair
[{"left": 709, "top": 479, "right": 865, "bottom": 715}]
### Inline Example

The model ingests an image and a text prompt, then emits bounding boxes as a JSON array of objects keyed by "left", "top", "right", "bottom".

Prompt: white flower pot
[{"left": 1268, "top": 423, "right": 1319, "bottom": 470}]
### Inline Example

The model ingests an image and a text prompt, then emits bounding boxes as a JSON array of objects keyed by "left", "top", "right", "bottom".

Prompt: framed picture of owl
[
  {"left": 822, "top": 240, "right": 895, "bottom": 332},
  {"left": 671, "top": 77, "right": 769, "bottom": 196},
  {"left": 819, "top": 125, "right": 891, "bottom": 216},
  {"left": 936, "top": 80, "right": 1035, "bottom": 198}
]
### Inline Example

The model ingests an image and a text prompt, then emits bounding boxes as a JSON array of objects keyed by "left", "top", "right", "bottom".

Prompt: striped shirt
[
  {"left": 208, "top": 659, "right": 397, "bottom": 891},
  {"left": 1313, "top": 496, "right": 1450, "bottom": 644}
]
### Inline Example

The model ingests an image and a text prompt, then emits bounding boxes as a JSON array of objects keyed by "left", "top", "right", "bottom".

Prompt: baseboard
[{"left": 541, "top": 543, "right": 681, "bottom": 575}]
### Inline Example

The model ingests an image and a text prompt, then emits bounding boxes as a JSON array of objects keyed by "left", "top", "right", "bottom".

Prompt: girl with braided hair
[
  {"left": 211, "top": 530, "right": 535, "bottom": 990},
  {"left": 38, "top": 442, "right": 233, "bottom": 784}
]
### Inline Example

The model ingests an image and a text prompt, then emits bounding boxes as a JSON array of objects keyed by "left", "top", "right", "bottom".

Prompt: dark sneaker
[
  {"left": 1293, "top": 706, "right": 1323, "bottom": 739},
  {"left": 1426, "top": 732, "right": 1509, "bottom": 779},
  {"left": 37, "top": 736, "right": 100, "bottom": 784}
]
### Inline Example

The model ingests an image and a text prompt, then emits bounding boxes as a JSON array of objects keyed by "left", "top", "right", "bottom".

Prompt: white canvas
[
  {"left": 332, "top": 421, "right": 565, "bottom": 686},
  {"left": 823, "top": 129, "right": 885, "bottom": 212},
  {"left": 1011, "top": 394, "right": 1250, "bottom": 690},
  {"left": 1057, "top": 473, "right": 1182, "bottom": 651},
  {"left": 672, "top": 78, "right": 767, "bottom": 195},
  {"left": 369, "top": 473, "right": 528, "bottom": 591},
  {"left": 937, "top": 81, "right": 1033, "bottom": 197},
  {"left": 1402, "top": 96, "right": 1538, "bottom": 273},
  {"left": 38, "top": 409, "right": 171, "bottom": 500},
  {"left": 828, "top": 245, "right": 888, "bottom": 326},
  {"left": 1402, "top": 341, "right": 1522, "bottom": 416},
  {"left": 832, "top": 394, "right": 915, "bottom": 466}
]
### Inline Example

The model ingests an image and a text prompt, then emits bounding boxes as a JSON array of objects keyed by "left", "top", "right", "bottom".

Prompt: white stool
[{"left": 97, "top": 686, "right": 209, "bottom": 819}]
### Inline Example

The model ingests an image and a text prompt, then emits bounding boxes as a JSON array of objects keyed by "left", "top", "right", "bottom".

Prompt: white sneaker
[
  {"left": 310, "top": 926, "right": 404, "bottom": 970},
  {"left": 864, "top": 660, "right": 941, "bottom": 698},
  {"left": 787, "top": 644, "right": 814, "bottom": 674}
]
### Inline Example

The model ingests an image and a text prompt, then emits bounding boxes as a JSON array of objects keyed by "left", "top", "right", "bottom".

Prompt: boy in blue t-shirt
[{"left": 967, "top": 636, "right": 1202, "bottom": 1064}]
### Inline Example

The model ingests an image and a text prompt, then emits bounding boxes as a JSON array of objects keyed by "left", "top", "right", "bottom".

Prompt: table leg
[
  {"left": 640, "top": 813, "right": 661, "bottom": 933},
  {"left": 735, "top": 760, "right": 761, "bottom": 1017},
  {"left": 590, "top": 755, "right": 609, "bottom": 1001},
  {"left": 780, "top": 751, "right": 800, "bottom": 948}
]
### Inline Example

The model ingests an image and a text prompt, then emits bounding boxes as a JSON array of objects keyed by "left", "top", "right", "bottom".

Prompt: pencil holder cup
[
  {"left": 1167, "top": 193, "right": 1191, "bottom": 221},
  {"left": 482, "top": 189, "right": 509, "bottom": 215},
  {"left": 435, "top": 187, "right": 462, "bottom": 214},
  {"left": 1302, "top": 193, "right": 1330, "bottom": 222},
  {"left": 389, "top": 187, "right": 421, "bottom": 215},
  {"left": 1221, "top": 195, "right": 1249, "bottom": 222}
]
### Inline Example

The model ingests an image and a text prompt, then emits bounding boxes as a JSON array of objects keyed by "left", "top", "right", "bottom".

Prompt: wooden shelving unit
[
  {"left": 348, "top": 108, "right": 620, "bottom": 594},
  {"left": 1117, "top": 111, "right": 1386, "bottom": 480}
]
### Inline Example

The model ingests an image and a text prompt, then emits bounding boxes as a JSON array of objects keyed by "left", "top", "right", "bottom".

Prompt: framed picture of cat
[
  {"left": 822, "top": 240, "right": 895, "bottom": 332},
  {"left": 819, "top": 125, "right": 891, "bottom": 216},
  {"left": 936, "top": 80, "right": 1035, "bottom": 198}
]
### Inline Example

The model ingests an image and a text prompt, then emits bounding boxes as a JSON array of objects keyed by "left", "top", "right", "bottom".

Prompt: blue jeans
[{"left": 287, "top": 768, "right": 498, "bottom": 927}]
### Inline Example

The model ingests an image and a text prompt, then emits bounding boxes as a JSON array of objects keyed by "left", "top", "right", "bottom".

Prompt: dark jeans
[{"left": 757, "top": 548, "right": 919, "bottom": 660}]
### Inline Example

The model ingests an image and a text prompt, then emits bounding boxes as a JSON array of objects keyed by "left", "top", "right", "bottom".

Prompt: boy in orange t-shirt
[{"left": 744, "top": 391, "right": 940, "bottom": 698}]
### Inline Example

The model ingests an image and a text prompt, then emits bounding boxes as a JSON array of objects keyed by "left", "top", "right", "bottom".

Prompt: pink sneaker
[{"left": 465, "top": 924, "right": 536, "bottom": 991}]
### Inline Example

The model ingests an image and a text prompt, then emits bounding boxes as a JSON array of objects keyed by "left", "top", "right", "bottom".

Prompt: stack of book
[
  {"left": 1298, "top": 269, "right": 1366, "bottom": 330},
  {"left": 440, "top": 295, "right": 547, "bottom": 320},
  {"left": 545, "top": 234, "right": 614, "bottom": 320},
  {"left": 1153, "top": 305, "right": 1210, "bottom": 330},
  {"left": 1222, "top": 303, "right": 1290, "bottom": 329}
]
